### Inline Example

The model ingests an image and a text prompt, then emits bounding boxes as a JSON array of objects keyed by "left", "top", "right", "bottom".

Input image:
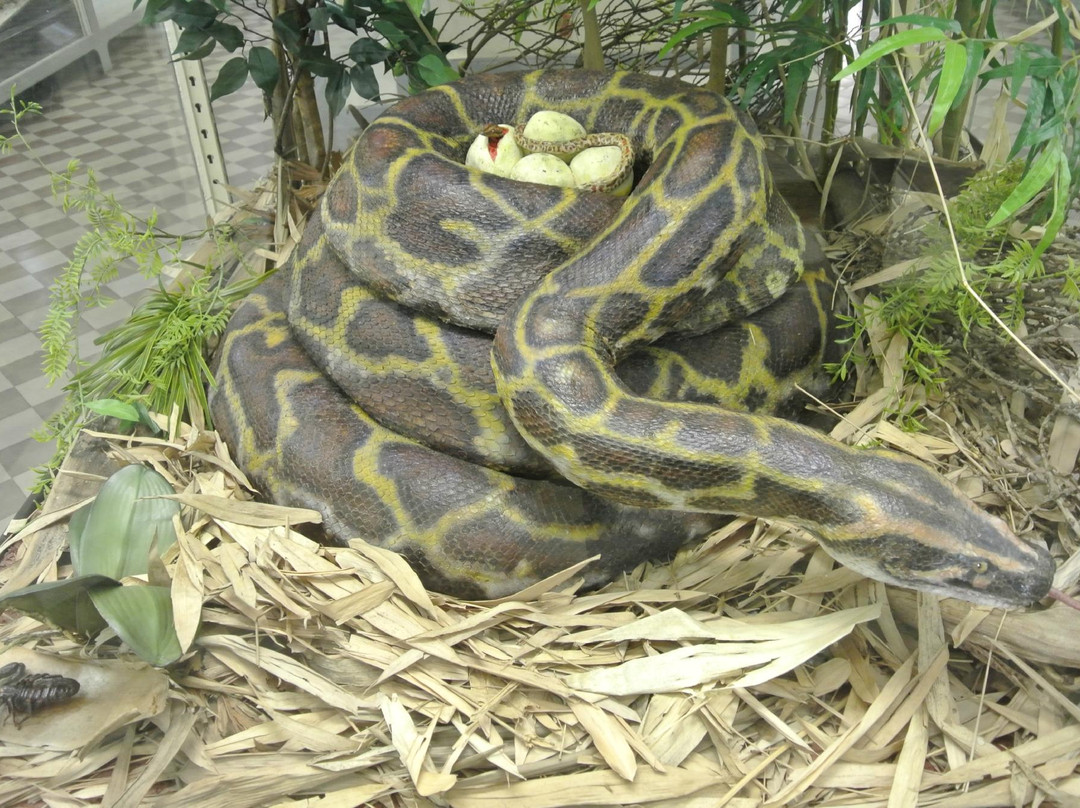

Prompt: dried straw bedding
[{"left": 2, "top": 210, "right": 1079, "bottom": 808}]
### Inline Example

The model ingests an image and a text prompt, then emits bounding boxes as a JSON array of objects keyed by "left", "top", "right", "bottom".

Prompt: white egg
[
  {"left": 464, "top": 125, "right": 523, "bottom": 177},
  {"left": 509, "top": 153, "right": 576, "bottom": 187}
]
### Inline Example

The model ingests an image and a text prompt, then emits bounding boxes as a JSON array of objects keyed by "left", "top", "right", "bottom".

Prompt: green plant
[
  {"left": 137, "top": 0, "right": 460, "bottom": 167},
  {"left": 834, "top": 14, "right": 1078, "bottom": 255},
  {"left": 2, "top": 91, "right": 259, "bottom": 493},
  {"left": 0, "top": 465, "right": 184, "bottom": 666},
  {"left": 827, "top": 161, "right": 1080, "bottom": 421}
]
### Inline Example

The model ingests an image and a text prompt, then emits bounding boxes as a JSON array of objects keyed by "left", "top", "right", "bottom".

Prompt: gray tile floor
[
  {"left": 0, "top": 1, "right": 1054, "bottom": 533},
  {"left": 1, "top": 19, "right": 272, "bottom": 529}
]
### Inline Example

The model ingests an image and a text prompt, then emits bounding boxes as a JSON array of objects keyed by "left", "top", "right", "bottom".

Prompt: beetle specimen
[{"left": 0, "top": 661, "right": 81, "bottom": 728}]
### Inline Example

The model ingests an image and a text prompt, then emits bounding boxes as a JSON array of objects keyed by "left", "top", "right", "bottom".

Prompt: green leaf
[
  {"left": 179, "top": 38, "right": 216, "bottom": 62},
  {"left": 349, "top": 37, "right": 391, "bottom": 67},
  {"left": 326, "top": 1, "right": 358, "bottom": 33},
  {"left": 957, "top": 39, "right": 983, "bottom": 107},
  {"left": 85, "top": 398, "right": 141, "bottom": 423},
  {"left": 70, "top": 464, "right": 179, "bottom": 579},
  {"left": 210, "top": 57, "right": 249, "bottom": 102},
  {"left": 350, "top": 65, "right": 380, "bottom": 101},
  {"left": 1064, "top": 274, "right": 1080, "bottom": 301},
  {"left": 373, "top": 19, "right": 406, "bottom": 47},
  {"left": 173, "top": 27, "right": 210, "bottom": 57},
  {"left": 1034, "top": 152, "right": 1071, "bottom": 256},
  {"left": 873, "top": 14, "right": 961, "bottom": 34},
  {"left": 247, "top": 46, "right": 279, "bottom": 94},
  {"left": 926, "top": 39, "right": 966, "bottom": 136},
  {"left": 415, "top": 53, "right": 459, "bottom": 89},
  {"left": 208, "top": 21, "right": 243, "bottom": 52},
  {"left": 1011, "top": 79, "right": 1045, "bottom": 156},
  {"left": 658, "top": 16, "right": 730, "bottom": 58},
  {"left": 783, "top": 55, "right": 812, "bottom": 126},
  {"left": 90, "top": 585, "right": 183, "bottom": 667},
  {"left": 172, "top": 1, "right": 219, "bottom": 28},
  {"left": 306, "top": 5, "right": 333, "bottom": 31},
  {"left": 833, "top": 27, "right": 946, "bottom": 81},
  {"left": 272, "top": 12, "right": 303, "bottom": 50},
  {"left": 987, "top": 144, "right": 1061, "bottom": 227},
  {"left": 0, "top": 575, "right": 114, "bottom": 637},
  {"left": 139, "top": 0, "right": 175, "bottom": 24},
  {"left": 406, "top": 0, "right": 425, "bottom": 17},
  {"left": 325, "top": 64, "right": 349, "bottom": 118}
]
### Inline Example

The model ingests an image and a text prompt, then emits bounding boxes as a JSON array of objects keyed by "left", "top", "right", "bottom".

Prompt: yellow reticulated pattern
[{"left": 212, "top": 70, "right": 1055, "bottom": 605}]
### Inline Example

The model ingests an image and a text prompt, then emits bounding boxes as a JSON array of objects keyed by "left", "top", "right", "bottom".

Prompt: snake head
[{"left": 815, "top": 453, "right": 1056, "bottom": 609}]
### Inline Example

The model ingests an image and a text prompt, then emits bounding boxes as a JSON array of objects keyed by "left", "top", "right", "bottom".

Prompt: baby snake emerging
[{"left": 212, "top": 70, "right": 1054, "bottom": 605}]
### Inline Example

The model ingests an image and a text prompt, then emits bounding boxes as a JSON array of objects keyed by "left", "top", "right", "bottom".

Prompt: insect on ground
[{"left": 0, "top": 661, "right": 81, "bottom": 728}]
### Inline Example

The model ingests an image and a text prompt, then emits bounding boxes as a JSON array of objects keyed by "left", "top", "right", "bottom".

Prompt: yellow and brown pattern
[{"left": 212, "top": 70, "right": 1054, "bottom": 605}]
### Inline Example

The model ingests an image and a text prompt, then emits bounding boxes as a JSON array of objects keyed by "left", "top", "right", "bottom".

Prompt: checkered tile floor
[
  {"left": 1, "top": 20, "right": 272, "bottom": 529},
  {"left": 0, "top": 1, "right": 1054, "bottom": 533}
]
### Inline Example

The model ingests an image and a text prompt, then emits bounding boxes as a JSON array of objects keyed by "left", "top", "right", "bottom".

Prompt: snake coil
[{"left": 212, "top": 70, "right": 1054, "bottom": 605}]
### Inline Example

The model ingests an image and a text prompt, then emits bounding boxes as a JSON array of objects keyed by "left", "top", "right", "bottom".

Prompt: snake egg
[
  {"left": 571, "top": 146, "right": 633, "bottom": 196},
  {"left": 521, "top": 110, "right": 586, "bottom": 158},
  {"left": 465, "top": 125, "right": 523, "bottom": 177},
  {"left": 509, "top": 153, "right": 576, "bottom": 187}
]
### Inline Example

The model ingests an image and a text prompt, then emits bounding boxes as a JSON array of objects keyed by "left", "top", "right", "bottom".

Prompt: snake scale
[{"left": 212, "top": 69, "right": 1054, "bottom": 605}]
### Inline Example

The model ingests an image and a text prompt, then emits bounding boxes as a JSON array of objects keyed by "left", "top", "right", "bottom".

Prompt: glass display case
[{"left": 0, "top": 0, "right": 141, "bottom": 99}]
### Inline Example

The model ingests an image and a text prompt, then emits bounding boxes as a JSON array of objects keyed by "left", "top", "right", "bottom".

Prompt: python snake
[{"left": 212, "top": 69, "right": 1054, "bottom": 605}]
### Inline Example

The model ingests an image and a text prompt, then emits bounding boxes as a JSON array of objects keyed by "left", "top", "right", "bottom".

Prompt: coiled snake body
[{"left": 212, "top": 70, "right": 1054, "bottom": 605}]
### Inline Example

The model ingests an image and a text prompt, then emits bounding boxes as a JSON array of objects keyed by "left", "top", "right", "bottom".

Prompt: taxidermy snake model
[{"left": 212, "top": 69, "right": 1054, "bottom": 605}]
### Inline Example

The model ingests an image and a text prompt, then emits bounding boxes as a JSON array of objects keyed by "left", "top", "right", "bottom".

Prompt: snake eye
[{"left": 972, "top": 560, "right": 989, "bottom": 574}]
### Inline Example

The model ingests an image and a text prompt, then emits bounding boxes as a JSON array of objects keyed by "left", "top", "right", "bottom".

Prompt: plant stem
[
  {"left": 578, "top": 0, "right": 604, "bottom": 70},
  {"left": 708, "top": 26, "right": 729, "bottom": 93},
  {"left": 940, "top": 0, "right": 977, "bottom": 160},
  {"left": 852, "top": 0, "right": 874, "bottom": 137}
]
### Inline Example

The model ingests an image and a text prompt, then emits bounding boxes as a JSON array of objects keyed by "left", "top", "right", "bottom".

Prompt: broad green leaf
[
  {"left": 373, "top": 19, "right": 406, "bottom": 47},
  {"left": 208, "top": 20, "right": 243, "bottom": 52},
  {"left": 272, "top": 12, "right": 302, "bottom": 49},
  {"left": 325, "top": 65, "right": 349, "bottom": 118},
  {"left": 349, "top": 37, "right": 391, "bottom": 67},
  {"left": 247, "top": 46, "right": 279, "bottom": 94},
  {"left": 298, "top": 44, "right": 334, "bottom": 77},
  {"left": 406, "top": 0, "right": 425, "bottom": 16},
  {"left": 179, "top": 38, "right": 216, "bottom": 63},
  {"left": 85, "top": 398, "right": 141, "bottom": 423},
  {"left": 138, "top": 0, "right": 175, "bottom": 25},
  {"left": 70, "top": 464, "right": 179, "bottom": 579},
  {"left": 833, "top": 27, "right": 946, "bottom": 81},
  {"left": 0, "top": 575, "right": 114, "bottom": 637},
  {"left": 987, "top": 144, "right": 1061, "bottom": 227},
  {"left": 326, "top": 1, "right": 358, "bottom": 33},
  {"left": 210, "top": 57, "right": 249, "bottom": 102},
  {"left": 415, "top": 53, "right": 459, "bottom": 88},
  {"left": 306, "top": 6, "right": 333, "bottom": 31},
  {"left": 172, "top": 1, "right": 218, "bottom": 28},
  {"left": 926, "top": 40, "right": 966, "bottom": 136},
  {"left": 173, "top": 27, "right": 210, "bottom": 57},
  {"left": 90, "top": 585, "right": 183, "bottom": 667},
  {"left": 350, "top": 64, "right": 380, "bottom": 101}
]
